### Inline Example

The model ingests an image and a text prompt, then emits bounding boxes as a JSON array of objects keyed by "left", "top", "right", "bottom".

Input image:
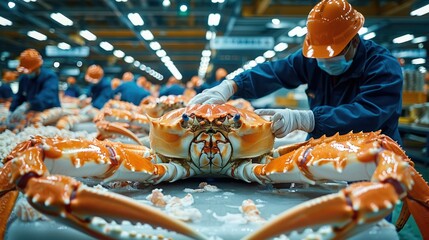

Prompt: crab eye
[
  {"left": 181, "top": 113, "right": 190, "bottom": 128},
  {"left": 233, "top": 114, "right": 240, "bottom": 121},
  {"left": 230, "top": 114, "right": 242, "bottom": 128}
]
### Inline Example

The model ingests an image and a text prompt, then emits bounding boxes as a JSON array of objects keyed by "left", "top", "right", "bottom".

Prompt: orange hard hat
[
  {"left": 215, "top": 68, "right": 227, "bottom": 81},
  {"left": 122, "top": 71, "right": 134, "bottom": 82},
  {"left": 85, "top": 64, "right": 104, "bottom": 82},
  {"left": 137, "top": 76, "right": 147, "bottom": 86},
  {"left": 67, "top": 76, "right": 76, "bottom": 85},
  {"left": 2, "top": 70, "right": 18, "bottom": 82},
  {"left": 17, "top": 49, "right": 43, "bottom": 73},
  {"left": 302, "top": 0, "right": 364, "bottom": 58},
  {"left": 111, "top": 78, "right": 122, "bottom": 89}
]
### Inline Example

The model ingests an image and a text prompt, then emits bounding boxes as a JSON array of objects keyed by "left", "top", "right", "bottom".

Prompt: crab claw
[
  {"left": 244, "top": 182, "right": 400, "bottom": 240},
  {"left": 96, "top": 121, "right": 143, "bottom": 145},
  {"left": 0, "top": 161, "right": 20, "bottom": 238},
  {"left": 22, "top": 175, "right": 206, "bottom": 240}
]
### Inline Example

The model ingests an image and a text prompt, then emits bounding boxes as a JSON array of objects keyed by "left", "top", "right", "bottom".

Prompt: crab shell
[{"left": 149, "top": 104, "right": 274, "bottom": 170}]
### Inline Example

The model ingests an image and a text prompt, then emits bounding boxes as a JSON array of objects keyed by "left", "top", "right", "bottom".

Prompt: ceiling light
[
  {"left": 411, "top": 58, "right": 426, "bottom": 65},
  {"left": 162, "top": 0, "right": 171, "bottom": 7},
  {"left": 208, "top": 13, "right": 221, "bottom": 26},
  {"left": 140, "top": 64, "right": 146, "bottom": 71},
  {"left": 50, "top": 13, "right": 73, "bottom": 26},
  {"left": 412, "top": 36, "right": 428, "bottom": 44},
  {"left": 124, "top": 56, "right": 134, "bottom": 63},
  {"left": 296, "top": 27, "right": 307, "bottom": 37},
  {"left": 149, "top": 41, "right": 161, "bottom": 50},
  {"left": 274, "top": 42, "right": 288, "bottom": 52},
  {"left": 263, "top": 50, "right": 275, "bottom": 58},
  {"left": 206, "top": 31, "right": 216, "bottom": 40},
  {"left": 288, "top": 26, "right": 301, "bottom": 37},
  {"left": 179, "top": 5, "right": 188, "bottom": 12},
  {"left": 0, "top": 16, "right": 12, "bottom": 26},
  {"left": 211, "top": 0, "right": 225, "bottom": 3},
  {"left": 363, "top": 32, "right": 376, "bottom": 40},
  {"left": 127, "top": 13, "right": 144, "bottom": 26},
  {"left": 53, "top": 62, "right": 60, "bottom": 68},
  {"left": 27, "top": 30, "right": 47, "bottom": 41},
  {"left": 161, "top": 56, "right": 171, "bottom": 63},
  {"left": 255, "top": 56, "right": 266, "bottom": 64},
  {"left": 58, "top": 42, "right": 71, "bottom": 50},
  {"left": 358, "top": 27, "right": 368, "bottom": 35},
  {"left": 79, "top": 30, "right": 97, "bottom": 41},
  {"left": 77, "top": 61, "right": 82, "bottom": 67},
  {"left": 115, "top": 0, "right": 127, "bottom": 2},
  {"left": 140, "top": 30, "right": 154, "bottom": 40},
  {"left": 393, "top": 34, "right": 414, "bottom": 44},
  {"left": 8, "top": 2, "right": 15, "bottom": 8},
  {"left": 202, "top": 50, "right": 211, "bottom": 57},
  {"left": 133, "top": 60, "right": 140, "bottom": 67},
  {"left": 113, "top": 50, "right": 125, "bottom": 58},
  {"left": 271, "top": 18, "right": 280, "bottom": 25},
  {"left": 411, "top": 4, "right": 429, "bottom": 16},
  {"left": 23, "top": 0, "right": 36, "bottom": 2},
  {"left": 100, "top": 41, "right": 114, "bottom": 51},
  {"left": 156, "top": 49, "right": 167, "bottom": 57}
]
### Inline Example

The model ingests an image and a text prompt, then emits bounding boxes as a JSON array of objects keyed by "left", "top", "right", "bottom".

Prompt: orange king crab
[{"left": 0, "top": 104, "right": 428, "bottom": 240}]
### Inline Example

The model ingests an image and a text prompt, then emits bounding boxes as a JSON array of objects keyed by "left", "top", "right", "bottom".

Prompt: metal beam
[{"left": 255, "top": 0, "right": 272, "bottom": 16}]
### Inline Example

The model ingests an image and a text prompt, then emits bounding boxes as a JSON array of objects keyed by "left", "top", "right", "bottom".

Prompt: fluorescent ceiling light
[
  {"left": 288, "top": 26, "right": 301, "bottom": 37},
  {"left": 156, "top": 49, "right": 167, "bottom": 57},
  {"left": 140, "top": 30, "right": 154, "bottom": 40},
  {"left": 127, "top": 13, "right": 144, "bottom": 26},
  {"left": 124, "top": 56, "right": 134, "bottom": 63},
  {"left": 113, "top": 50, "right": 125, "bottom": 58},
  {"left": 53, "top": 62, "right": 60, "bottom": 68},
  {"left": 27, "top": 30, "right": 47, "bottom": 41},
  {"left": 271, "top": 18, "right": 280, "bottom": 25},
  {"left": 393, "top": 34, "right": 414, "bottom": 44},
  {"left": 50, "top": 13, "right": 73, "bottom": 26},
  {"left": 206, "top": 31, "right": 216, "bottom": 40},
  {"left": 412, "top": 36, "right": 428, "bottom": 44},
  {"left": 358, "top": 27, "right": 368, "bottom": 35},
  {"left": 363, "top": 32, "right": 376, "bottom": 40},
  {"left": 162, "top": 0, "right": 170, "bottom": 7},
  {"left": 133, "top": 60, "right": 140, "bottom": 67},
  {"left": 179, "top": 5, "right": 188, "bottom": 12},
  {"left": 116, "top": 0, "right": 127, "bottom": 2},
  {"left": 100, "top": 41, "right": 114, "bottom": 51},
  {"left": 263, "top": 50, "right": 275, "bottom": 58},
  {"left": 202, "top": 50, "right": 211, "bottom": 57},
  {"left": 0, "top": 16, "right": 12, "bottom": 26},
  {"left": 149, "top": 41, "right": 161, "bottom": 50},
  {"left": 412, "top": 58, "right": 426, "bottom": 65},
  {"left": 8, "top": 2, "right": 15, "bottom": 8},
  {"left": 58, "top": 42, "right": 71, "bottom": 50},
  {"left": 161, "top": 56, "right": 171, "bottom": 63},
  {"left": 79, "top": 30, "right": 97, "bottom": 41},
  {"left": 411, "top": 4, "right": 429, "bottom": 16},
  {"left": 274, "top": 42, "right": 288, "bottom": 52},
  {"left": 208, "top": 13, "right": 221, "bottom": 26},
  {"left": 212, "top": 0, "right": 225, "bottom": 3},
  {"left": 255, "top": 56, "right": 266, "bottom": 63}
]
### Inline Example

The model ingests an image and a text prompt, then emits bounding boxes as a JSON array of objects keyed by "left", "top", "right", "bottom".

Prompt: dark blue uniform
[
  {"left": 64, "top": 84, "right": 81, "bottom": 98},
  {"left": 113, "top": 81, "right": 150, "bottom": 105},
  {"left": 0, "top": 82, "right": 13, "bottom": 100},
  {"left": 88, "top": 77, "right": 113, "bottom": 109},
  {"left": 10, "top": 68, "right": 61, "bottom": 112},
  {"left": 233, "top": 37, "right": 403, "bottom": 144},
  {"left": 159, "top": 84, "right": 186, "bottom": 96}
]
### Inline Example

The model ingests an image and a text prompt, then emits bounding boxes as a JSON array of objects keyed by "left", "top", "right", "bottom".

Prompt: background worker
[
  {"left": 159, "top": 76, "right": 185, "bottom": 96},
  {"left": 82, "top": 64, "right": 112, "bottom": 109},
  {"left": 0, "top": 70, "right": 15, "bottom": 104},
  {"left": 113, "top": 74, "right": 150, "bottom": 105},
  {"left": 9, "top": 49, "right": 61, "bottom": 121},
  {"left": 64, "top": 76, "right": 81, "bottom": 98},
  {"left": 122, "top": 71, "right": 134, "bottom": 82},
  {"left": 189, "top": 0, "right": 403, "bottom": 145}
]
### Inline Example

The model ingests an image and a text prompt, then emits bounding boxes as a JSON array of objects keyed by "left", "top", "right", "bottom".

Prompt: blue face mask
[{"left": 316, "top": 44, "right": 354, "bottom": 76}]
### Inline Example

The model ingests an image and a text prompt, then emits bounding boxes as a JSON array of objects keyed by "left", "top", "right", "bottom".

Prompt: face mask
[{"left": 316, "top": 44, "right": 353, "bottom": 76}]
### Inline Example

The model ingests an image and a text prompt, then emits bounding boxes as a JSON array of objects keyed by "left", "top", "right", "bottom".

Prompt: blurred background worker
[
  {"left": 121, "top": 71, "right": 134, "bottom": 82},
  {"left": 189, "top": 0, "right": 403, "bottom": 145},
  {"left": 64, "top": 76, "right": 81, "bottom": 98},
  {"left": 82, "top": 64, "right": 112, "bottom": 109},
  {"left": 9, "top": 49, "right": 61, "bottom": 121},
  {"left": 0, "top": 70, "right": 16, "bottom": 104},
  {"left": 111, "top": 78, "right": 122, "bottom": 91},
  {"left": 113, "top": 73, "right": 150, "bottom": 105},
  {"left": 159, "top": 76, "right": 185, "bottom": 96}
]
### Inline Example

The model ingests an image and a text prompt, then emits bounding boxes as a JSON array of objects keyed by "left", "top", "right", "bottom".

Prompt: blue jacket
[
  {"left": 159, "top": 84, "right": 186, "bottom": 96},
  {"left": 10, "top": 68, "right": 61, "bottom": 112},
  {"left": 113, "top": 81, "right": 150, "bottom": 105},
  {"left": 64, "top": 84, "right": 81, "bottom": 98},
  {"left": 0, "top": 82, "right": 13, "bottom": 100},
  {"left": 233, "top": 38, "right": 403, "bottom": 144},
  {"left": 88, "top": 78, "right": 113, "bottom": 109}
]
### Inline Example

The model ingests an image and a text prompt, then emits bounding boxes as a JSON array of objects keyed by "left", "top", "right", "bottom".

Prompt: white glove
[
  {"left": 9, "top": 103, "right": 29, "bottom": 123},
  {"left": 255, "top": 108, "right": 314, "bottom": 138},
  {"left": 188, "top": 80, "right": 235, "bottom": 105}
]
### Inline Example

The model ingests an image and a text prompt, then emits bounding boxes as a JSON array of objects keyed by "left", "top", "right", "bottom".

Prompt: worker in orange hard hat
[
  {"left": 111, "top": 78, "right": 122, "bottom": 90},
  {"left": 64, "top": 76, "right": 81, "bottom": 98},
  {"left": 189, "top": 0, "right": 403, "bottom": 146},
  {"left": 0, "top": 70, "right": 15, "bottom": 104},
  {"left": 81, "top": 64, "right": 113, "bottom": 109},
  {"left": 9, "top": 49, "right": 61, "bottom": 122},
  {"left": 121, "top": 71, "right": 134, "bottom": 82}
]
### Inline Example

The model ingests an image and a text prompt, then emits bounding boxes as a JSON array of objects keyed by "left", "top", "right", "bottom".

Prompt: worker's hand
[
  {"left": 254, "top": 108, "right": 315, "bottom": 138},
  {"left": 188, "top": 80, "right": 235, "bottom": 105},
  {"left": 9, "top": 103, "right": 29, "bottom": 123}
]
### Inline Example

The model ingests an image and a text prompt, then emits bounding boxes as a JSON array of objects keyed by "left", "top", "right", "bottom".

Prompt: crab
[{"left": 0, "top": 104, "right": 428, "bottom": 240}]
